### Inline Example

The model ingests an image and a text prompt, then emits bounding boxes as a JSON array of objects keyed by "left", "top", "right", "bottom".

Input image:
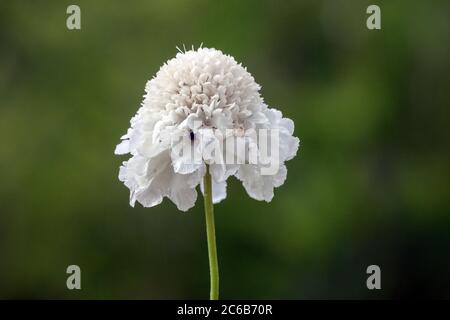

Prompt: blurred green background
[{"left": 1, "top": 0, "right": 449, "bottom": 299}]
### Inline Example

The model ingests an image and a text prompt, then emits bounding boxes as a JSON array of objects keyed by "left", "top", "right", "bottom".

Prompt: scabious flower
[
  {"left": 115, "top": 47, "right": 299, "bottom": 211},
  {"left": 115, "top": 47, "right": 299, "bottom": 299}
]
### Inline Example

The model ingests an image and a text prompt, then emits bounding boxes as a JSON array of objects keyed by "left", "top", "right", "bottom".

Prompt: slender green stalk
[{"left": 203, "top": 166, "right": 219, "bottom": 300}]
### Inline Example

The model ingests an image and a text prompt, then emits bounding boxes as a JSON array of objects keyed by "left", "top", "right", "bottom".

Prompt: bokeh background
[{"left": 1, "top": 0, "right": 449, "bottom": 299}]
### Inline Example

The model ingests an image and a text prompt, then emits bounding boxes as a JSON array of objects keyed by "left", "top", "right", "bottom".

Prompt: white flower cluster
[{"left": 115, "top": 48, "right": 299, "bottom": 211}]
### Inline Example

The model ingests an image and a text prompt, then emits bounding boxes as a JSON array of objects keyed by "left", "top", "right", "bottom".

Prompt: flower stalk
[{"left": 203, "top": 166, "right": 219, "bottom": 300}]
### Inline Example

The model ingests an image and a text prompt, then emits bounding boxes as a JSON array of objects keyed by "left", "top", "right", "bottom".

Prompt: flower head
[{"left": 115, "top": 47, "right": 299, "bottom": 211}]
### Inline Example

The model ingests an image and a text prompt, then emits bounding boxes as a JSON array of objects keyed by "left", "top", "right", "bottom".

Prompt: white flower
[{"left": 115, "top": 47, "right": 299, "bottom": 211}]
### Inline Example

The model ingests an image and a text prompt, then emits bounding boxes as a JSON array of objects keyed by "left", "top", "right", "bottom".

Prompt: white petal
[
  {"left": 171, "top": 139, "right": 202, "bottom": 174},
  {"left": 280, "top": 118, "right": 295, "bottom": 135},
  {"left": 208, "top": 163, "right": 226, "bottom": 182},
  {"left": 168, "top": 173, "right": 198, "bottom": 211},
  {"left": 186, "top": 113, "right": 202, "bottom": 131},
  {"left": 114, "top": 140, "right": 130, "bottom": 155},
  {"left": 236, "top": 164, "right": 287, "bottom": 202},
  {"left": 273, "top": 164, "right": 287, "bottom": 187},
  {"left": 135, "top": 188, "right": 164, "bottom": 208},
  {"left": 249, "top": 111, "right": 268, "bottom": 124},
  {"left": 201, "top": 178, "right": 227, "bottom": 204},
  {"left": 212, "top": 179, "right": 227, "bottom": 203},
  {"left": 185, "top": 164, "right": 206, "bottom": 188},
  {"left": 122, "top": 152, "right": 170, "bottom": 208}
]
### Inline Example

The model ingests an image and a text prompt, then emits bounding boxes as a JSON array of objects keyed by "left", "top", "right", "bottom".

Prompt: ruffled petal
[
  {"left": 168, "top": 173, "right": 198, "bottom": 211},
  {"left": 236, "top": 164, "right": 287, "bottom": 202},
  {"left": 201, "top": 178, "right": 227, "bottom": 204}
]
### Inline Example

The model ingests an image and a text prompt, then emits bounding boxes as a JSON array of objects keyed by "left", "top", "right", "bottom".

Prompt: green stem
[{"left": 203, "top": 166, "right": 219, "bottom": 300}]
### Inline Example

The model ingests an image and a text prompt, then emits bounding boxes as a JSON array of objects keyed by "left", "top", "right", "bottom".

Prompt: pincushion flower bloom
[
  {"left": 115, "top": 47, "right": 299, "bottom": 299},
  {"left": 115, "top": 47, "right": 299, "bottom": 211}
]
